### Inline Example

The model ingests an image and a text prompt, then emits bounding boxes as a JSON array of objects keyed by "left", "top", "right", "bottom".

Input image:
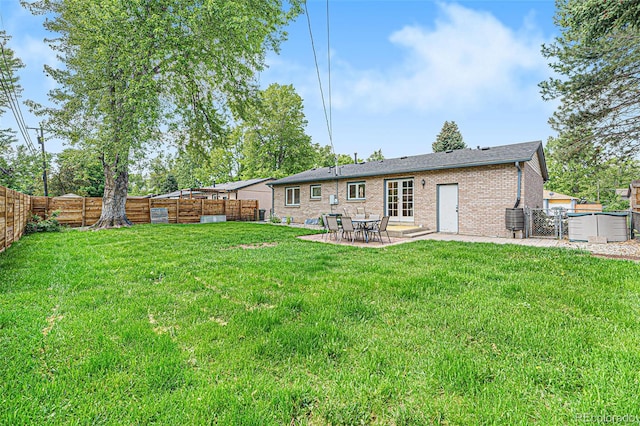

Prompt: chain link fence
[
  {"left": 525, "top": 208, "right": 633, "bottom": 240},
  {"left": 525, "top": 208, "right": 568, "bottom": 239}
]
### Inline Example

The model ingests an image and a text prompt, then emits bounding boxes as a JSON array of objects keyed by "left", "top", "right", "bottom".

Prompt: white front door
[
  {"left": 438, "top": 184, "right": 458, "bottom": 233},
  {"left": 386, "top": 179, "right": 414, "bottom": 222}
]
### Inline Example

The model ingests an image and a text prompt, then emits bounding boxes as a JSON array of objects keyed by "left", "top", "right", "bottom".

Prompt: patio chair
[
  {"left": 368, "top": 214, "right": 380, "bottom": 221},
  {"left": 369, "top": 216, "right": 391, "bottom": 244},
  {"left": 325, "top": 215, "right": 340, "bottom": 241},
  {"left": 356, "top": 207, "right": 366, "bottom": 216},
  {"left": 354, "top": 213, "right": 366, "bottom": 220},
  {"left": 321, "top": 214, "right": 329, "bottom": 240},
  {"left": 340, "top": 217, "right": 356, "bottom": 243}
]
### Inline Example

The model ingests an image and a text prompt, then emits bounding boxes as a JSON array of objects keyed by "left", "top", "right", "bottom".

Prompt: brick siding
[{"left": 273, "top": 161, "right": 544, "bottom": 237}]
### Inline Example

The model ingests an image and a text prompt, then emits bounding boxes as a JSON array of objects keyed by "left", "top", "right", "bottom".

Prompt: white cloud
[{"left": 331, "top": 3, "right": 549, "bottom": 113}]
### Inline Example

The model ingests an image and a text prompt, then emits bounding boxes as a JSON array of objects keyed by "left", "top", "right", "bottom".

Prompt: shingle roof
[
  {"left": 271, "top": 141, "right": 547, "bottom": 186},
  {"left": 202, "top": 177, "right": 273, "bottom": 191}
]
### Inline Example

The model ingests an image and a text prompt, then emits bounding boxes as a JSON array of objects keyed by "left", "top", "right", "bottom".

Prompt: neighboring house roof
[
  {"left": 201, "top": 178, "right": 273, "bottom": 192},
  {"left": 271, "top": 141, "right": 547, "bottom": 186},
  {"left": 152, "top": 189, "right": 206, "bottom": 199},
  {"left": 58, "top": 193, "right": 82, "bottom": 198},
  {"left": 543, "top": 190, "right": 578, "bottom": 201}
]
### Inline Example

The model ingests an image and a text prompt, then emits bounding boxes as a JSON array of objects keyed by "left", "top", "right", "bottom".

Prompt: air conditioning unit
[{"left": 329, "top": 194, "right": 338, "bottom": 205}]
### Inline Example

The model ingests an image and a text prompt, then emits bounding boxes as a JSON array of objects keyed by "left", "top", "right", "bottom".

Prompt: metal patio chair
[
  {"left": 340, "top": 216, "right": 356, "bottom": 243},
  {"left": 369, "top": 216, "right": 391, "bottom": 244},
  {"left": 325, "top": 215, "right": 340, "bottom": 241}
]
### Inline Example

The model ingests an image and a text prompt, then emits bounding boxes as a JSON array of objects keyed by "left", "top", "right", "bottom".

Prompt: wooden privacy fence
[
  {"left": 31, "top": 197, "right": 260, "bottom": 227},
  {"left": 0, "top": 186, "right": 31, "bottom": 253}
]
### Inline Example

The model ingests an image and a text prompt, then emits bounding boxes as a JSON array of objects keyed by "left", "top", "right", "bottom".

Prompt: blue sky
[{"left": 1, "top": 0, "right": 559, "bottom": 160}]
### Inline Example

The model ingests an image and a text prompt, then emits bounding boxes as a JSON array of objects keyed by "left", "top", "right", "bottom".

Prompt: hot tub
[{"left": 567, "top": 212, "right": 629, "bottom": 242}]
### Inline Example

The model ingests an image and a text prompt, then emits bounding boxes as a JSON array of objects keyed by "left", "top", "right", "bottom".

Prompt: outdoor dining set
[{"left": 322, "top": 209, "right": 391, "bottom": 244}]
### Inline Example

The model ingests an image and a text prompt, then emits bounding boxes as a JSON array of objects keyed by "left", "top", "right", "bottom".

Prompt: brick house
[{"left": 269, "top": 141, "right": 548, "bottom": 237}]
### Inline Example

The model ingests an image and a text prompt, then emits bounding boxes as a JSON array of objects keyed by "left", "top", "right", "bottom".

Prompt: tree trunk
[{"left": 91, "top": 157, "right": 132, "bottom": 229}]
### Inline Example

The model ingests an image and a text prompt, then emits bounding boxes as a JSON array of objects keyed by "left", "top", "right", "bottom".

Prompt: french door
[{"left": 386, "top": 179, "right": 414, "bottom": 222}]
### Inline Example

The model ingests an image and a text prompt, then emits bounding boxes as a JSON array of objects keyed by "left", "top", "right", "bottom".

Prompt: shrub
[
  {"left": 269, "top": 215, "right": 281, "bottom": 224},
  {"left": 26, "top": 211, "right": 62, "bottom": 234}
]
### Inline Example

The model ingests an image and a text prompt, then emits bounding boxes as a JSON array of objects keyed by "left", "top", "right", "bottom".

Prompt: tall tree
[
  {"left": 541, "top": 1, "right": 640, "bottom": 158},
  {"left": 366, "top": 149, "right": 384, "bottom": 162},
  {"left": 239, "top": 83, "right": 315, "bottom": 179},
  {"left": 49, "top": 148, "right": 104, "bottom": 196},
  {"left": 544, "top": 134, "right": 640, "bottom": 210},
  {"left": 432, "top": 121, "right": 467, "bottom": 152},
  {"left": 0, "top": 30, "right": 33, "bottom": 188},
  {"left": 25, "top": 0, "right": 301, "bottom": 228}
]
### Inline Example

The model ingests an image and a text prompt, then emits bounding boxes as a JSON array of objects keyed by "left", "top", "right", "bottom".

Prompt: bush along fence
[
  {"left": 0, "top": 185, "right": 31, "bottom": 253},
  {"left": 31, "top": 197, "right": 260, "bottom": 227}
]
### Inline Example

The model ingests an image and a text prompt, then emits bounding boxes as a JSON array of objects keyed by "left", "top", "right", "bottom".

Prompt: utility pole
[{"left": 28, "top": 126, "right": 48, "bottom": 196}]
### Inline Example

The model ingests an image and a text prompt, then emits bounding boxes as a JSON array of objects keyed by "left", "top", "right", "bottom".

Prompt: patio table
[{"left": 351, "top": 218, "right": 381, "bottom": 243}]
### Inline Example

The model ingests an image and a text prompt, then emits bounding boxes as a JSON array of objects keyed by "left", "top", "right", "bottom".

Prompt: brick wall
[
  {"left": 523, "top": 160, "right": 543, "bottom": 209},
  {"left": 273, "top": 161, "right": 545, "bottom": 237}
]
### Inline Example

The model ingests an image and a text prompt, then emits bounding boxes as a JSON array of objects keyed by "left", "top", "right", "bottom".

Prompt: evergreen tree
[
  {"left": 432, "top": 121, "right": 467, "bottom": 152},
  {"left": 541, "top": 1, "right": 640, "bottom": 158}
]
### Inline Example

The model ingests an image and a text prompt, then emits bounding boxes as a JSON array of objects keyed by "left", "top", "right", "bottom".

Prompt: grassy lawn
[{"left": 1, "top": 222, "right": 639, "bottom": 425}]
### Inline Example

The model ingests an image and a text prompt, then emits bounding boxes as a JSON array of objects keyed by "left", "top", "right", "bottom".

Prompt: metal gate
[{"left": 525, "top": 208, "right": 568, "bottom": 239}]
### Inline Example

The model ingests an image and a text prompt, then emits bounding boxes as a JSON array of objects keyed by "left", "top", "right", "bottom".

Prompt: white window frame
[
  {"left": 285, "top": 186, "right": 300, "bottom": 206},
  {"left": 347, "top": 182, "right": 366, "bottom": 200},
  {"left": 310, "top": 185, "right": 322, "bottom": 199}
]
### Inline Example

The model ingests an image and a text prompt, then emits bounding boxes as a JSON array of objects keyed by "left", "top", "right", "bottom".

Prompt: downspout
[
  {"left": 514, "top": 161, "right": 522, "bottom": 208},
  {"left": 270, "top": 184, "right": 275, "bottom": 220}
]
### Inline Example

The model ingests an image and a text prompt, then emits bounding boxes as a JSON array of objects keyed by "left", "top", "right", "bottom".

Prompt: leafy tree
[
  {"left": 541, "top": 1, "right": 640, "bottom": 158},
  {"left": 366, "top": 149, "right": 384, "bottom": 162},
  {"left": 25, "top": 0, "right": 301, "bottom": 228},
  {"left": 0, "top": 31, "right": 23, "bottom": 149},
  {"left": 48, "top": 148, "right": 104, "bottom": 196},
  {"left": 0, "top": 30, "right": 40, "bottom": 191},
  {"left": 432, "top": 121, "right": 467, "bottom": 152},
  {"left": 544, "top": 134, "right": 640, "bottom": 210},
  {"left": 239, "top": 83, "right": 315, "bottom": 179},
  {"left": 0, "top": 145, "right": 43, "bottom": 194}
]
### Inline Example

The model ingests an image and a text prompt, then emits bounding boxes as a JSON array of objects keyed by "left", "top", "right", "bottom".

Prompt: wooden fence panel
[
  {"left": 177, "top": 199, "right": 203, "bottom": 223},
  {"left": 203, "top": 200, "right": 225, "bottom": 216},
  {"left": 150, "top": 199, "right": 179, "bottom": 223},
  {"left": 49, "top": 197, "right": 84, "bottom": 226},
  {"left": 0, "top": 186, "right": 32, "bottom": 253},
  {"left": 125, "top": 198, "right": 151, "bottom": 224},
  {"left": 30, "top": 196, "right": 259, "bottom": 227},
  {"left": 84, "top": 198, "right": 102, "bottom": 226}
]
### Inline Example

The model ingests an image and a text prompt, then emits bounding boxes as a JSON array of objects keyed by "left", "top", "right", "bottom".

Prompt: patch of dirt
[
  {"left": 236, "top": 242, "right": 279, "bottom": 249},
  {"left": 591, "top": 253, "right": 640, "bottom": 262},
  {"left": 42, "top": 305, "right": 64, "bottom": 336}
]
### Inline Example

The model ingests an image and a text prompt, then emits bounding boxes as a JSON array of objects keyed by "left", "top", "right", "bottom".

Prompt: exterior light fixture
[{"left": 421, "top": 178, "right": 426, "bottom": 188}]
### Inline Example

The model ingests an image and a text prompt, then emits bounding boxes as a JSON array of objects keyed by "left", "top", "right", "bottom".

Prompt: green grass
[{"left": 1, "top": 222, "right": 639, "bottom": 425}]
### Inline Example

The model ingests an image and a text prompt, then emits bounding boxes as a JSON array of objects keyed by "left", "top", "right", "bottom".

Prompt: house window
[
  {"left": 310, "top": 185, "right": 322, "bottom": 199},
  {"left": 285, "top": 187, "right": 300, "bottom": 206},
  {"left": 347, "top": 182, "right": 366, "bottom": 200}
]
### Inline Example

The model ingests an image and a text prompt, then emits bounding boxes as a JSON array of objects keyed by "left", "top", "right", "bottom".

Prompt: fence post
[
  {"left": 176, "top": 199, "right": 180, "bottom": 224},
  {"left": 4, "top": 189, "right": 8, "bottom": 251}
]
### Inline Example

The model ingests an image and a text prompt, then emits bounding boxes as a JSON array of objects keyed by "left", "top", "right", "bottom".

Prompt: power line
[
  {"left": 326, "top": 0, "right": 332, "bottom": 147},
  {"left": 0, "top": 25, "right": 38, "bottom": 155},
  {"left": 304, "top": 0, "right": 334, "bottom": 159}
]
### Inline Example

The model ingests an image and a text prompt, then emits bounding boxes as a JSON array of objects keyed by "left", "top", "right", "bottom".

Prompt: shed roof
[{"left": 271, "top": 141, "right": 547, "bottom": 186}]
